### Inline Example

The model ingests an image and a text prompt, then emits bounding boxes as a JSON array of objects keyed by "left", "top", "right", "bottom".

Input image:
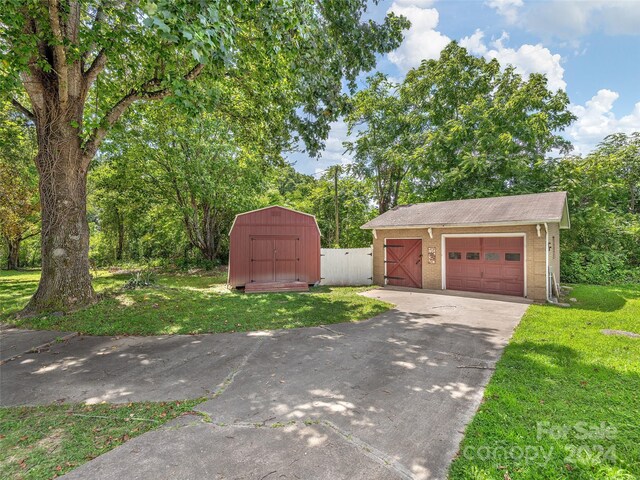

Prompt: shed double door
[
  {"left": 250, "top": 236, "right": 298, "bottom": 283},
  {"left": 445, "top": 237, "right": 524, "bottom": 297}
]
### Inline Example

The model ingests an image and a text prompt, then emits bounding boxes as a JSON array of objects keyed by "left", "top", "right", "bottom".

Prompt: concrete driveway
[{"left": 1, "top": 288, "right": 529, "bottom": 479}]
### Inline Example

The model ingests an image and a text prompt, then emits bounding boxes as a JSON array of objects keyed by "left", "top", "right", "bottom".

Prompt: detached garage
[
  {"left": 228, "top": 206, "right": 321, "bottom": 290},
  {"left": 361, "top": 192, "right": 570, "bottom": 302}
]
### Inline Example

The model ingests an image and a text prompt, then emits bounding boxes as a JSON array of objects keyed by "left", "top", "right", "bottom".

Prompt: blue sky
[{"left": 289, "top": 0, "right": 640, "bottom": 175}]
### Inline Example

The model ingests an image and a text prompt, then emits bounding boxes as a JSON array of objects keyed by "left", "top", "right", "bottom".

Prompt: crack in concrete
[
  {"left": 208, "top": 337, "right": 265, "bottom": 400},
  {"left": 0, "top": 332, "right": 79, "bottom": 365},
  {"left": 208, "top": 418, "right": 413, "bottom": 479},
  {"left": 318, "top": 325, "right": 344, "bottom": 337},
  {"left": 321, "top": 420, "right": 414, "bottom": 480}
]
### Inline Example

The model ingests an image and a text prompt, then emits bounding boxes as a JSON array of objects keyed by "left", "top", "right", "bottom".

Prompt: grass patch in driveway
[
  {"left": 449, "top": 284, "right": 640, "bottom": 479},
  {"left": 1, "top": 270, "right": 391, "bottom": 335},
  {"left": 0, "top": 400, "right": 202, "bottom": 480}
]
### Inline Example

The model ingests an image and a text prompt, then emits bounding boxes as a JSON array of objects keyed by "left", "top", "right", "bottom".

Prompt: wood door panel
[
  {"left": 251, "top": 238, "right": 274, "bottom": 283},
  {"left": 385, "top": 239, "right": 422, "bottom": 288},
  {"left": 274, "top": 238, "right": 297, "bottom": 282}
]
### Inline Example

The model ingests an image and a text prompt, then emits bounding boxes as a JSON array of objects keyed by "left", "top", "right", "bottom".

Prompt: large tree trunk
[
  {"left": 23, "top": 103, "right": 97, "bottom": 313},
  {"left": 15, "top": 3, "right": 204, "bottom": 313},
  {"left": 6, "top": 237, "right": 21, "bottom": 270}
]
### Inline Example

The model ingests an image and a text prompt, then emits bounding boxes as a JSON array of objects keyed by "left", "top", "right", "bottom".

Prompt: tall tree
[
  {"left": 1, "top": 1, "right": 407, "bottom": 312},
  {"left": 88, "top": 147, "right": 151, "bottom": 263},
  {"left": 553, "top": 140, "right": 640, "bottom": 283},
  {"left": 401, "top": 42, "right": 575, "bottom": 200},
  {"left": 126, "top": 104, "right": 270, "bottom": 264},
  {"left": 0, "top": 101, "right": 39, "bottom": 269},
  {"left": 345, "top": 73, "right": 412, "bottom": 214},
  {"left": 594, "top": 133, "right": 640, "bottom": 213}
]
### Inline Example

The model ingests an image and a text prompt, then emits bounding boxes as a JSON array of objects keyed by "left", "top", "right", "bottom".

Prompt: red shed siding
[{"left": 228, "top": 206, "right": 321, "bottom": 287}]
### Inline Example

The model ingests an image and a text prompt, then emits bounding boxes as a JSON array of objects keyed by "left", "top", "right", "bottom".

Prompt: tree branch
[
  {"left": 83, "top": 49, "right": 107, "bottom": 89},
  {"left": 82, "top": 63, "right": 205, "bottom": 165},
  {"left": 11, "top": 98, "right": 35, "bottom": 120},
  {"left": 20, "top": 230, "right": 41, "bottom": 241},
  {"left": 48, "top": 0, "right": 69, "bottom": 105}
]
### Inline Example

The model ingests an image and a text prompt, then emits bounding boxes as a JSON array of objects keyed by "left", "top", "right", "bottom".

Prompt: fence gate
[{"left": 320, "top": 247, "right": 373, "bottom": 286}]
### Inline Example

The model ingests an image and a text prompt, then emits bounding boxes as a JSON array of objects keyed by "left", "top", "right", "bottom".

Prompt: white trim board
[{"left": 440, "top": 233, "right": 528, "bottom": 298}]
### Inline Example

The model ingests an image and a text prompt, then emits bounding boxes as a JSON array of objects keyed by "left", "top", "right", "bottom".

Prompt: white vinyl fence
[{"left": 320, "top": 247, "right": 373, "bottom": 286}]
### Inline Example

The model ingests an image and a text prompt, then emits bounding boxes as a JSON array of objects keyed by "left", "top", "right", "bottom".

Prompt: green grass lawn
[
  {"left": 0, "top": 269, "right": 391, "bottom": 335},
  {"left": 0, "top": 400, "right": 203, "bottom": 480},
  {"left": 449, "top": 284, "right": 640, "bottom": 479}
]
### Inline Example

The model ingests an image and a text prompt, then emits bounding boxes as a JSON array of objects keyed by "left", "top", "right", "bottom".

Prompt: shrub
[
  {"left": 562, "top": 251, "right": 640, "bottom": 285},
  {"left": 123, "top": 269, "right": 157, "bottom": 290}
]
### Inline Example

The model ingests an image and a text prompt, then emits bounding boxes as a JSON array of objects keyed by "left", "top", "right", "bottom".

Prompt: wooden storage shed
[{"left": 228, "top": 206, "right": 321, "bottom": 289}]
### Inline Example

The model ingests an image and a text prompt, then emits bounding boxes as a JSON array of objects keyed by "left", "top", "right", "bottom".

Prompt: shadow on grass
[
  {"left": 449, "top": 339, "right": 640, "bottom": 479},
  {"left": 562, "top": 284, "right": 640, "bottom": 313},
  {"left": 13, "top": 283, "right": 391, "bottom": 336}
]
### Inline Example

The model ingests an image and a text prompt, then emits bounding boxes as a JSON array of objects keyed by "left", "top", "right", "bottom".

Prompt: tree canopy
[
  {"left": 0, "top": 0, "right": 409, "bottom": 312},
  {"left": 0, "top": 100, "right": 39, "bottom": 269},
  {"left": 346, "top": 42, "right": 576, "bottom": 212}
]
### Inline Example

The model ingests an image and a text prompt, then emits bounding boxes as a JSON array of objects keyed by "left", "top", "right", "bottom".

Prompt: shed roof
[
  {"left": 229, "top": 205, "right": 321, "bottom": 235},
  {"left": 361, "top": 192, "right": 570, "bottom": 230}
]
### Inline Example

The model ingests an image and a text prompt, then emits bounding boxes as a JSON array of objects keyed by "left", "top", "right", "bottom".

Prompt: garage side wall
[
  {"left": 547, "top": 222, "right": 561, "bottom": 283},
  {"left": 372, "top": 225, "right": 553, "bottom": 302}
]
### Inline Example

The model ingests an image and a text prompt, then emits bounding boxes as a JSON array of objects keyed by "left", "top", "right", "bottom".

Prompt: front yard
[
  {"left": 0, "top": 269, "right": 391, "bottom": 335},
  {"left": 449, "top": 284, "right": 640, "bottom": 479},
  {"left": 0, "top": 268, "right": 391, "bottom": 479},
  {"left": 2, "top": 269, "right": 638, "bottom": 479}
]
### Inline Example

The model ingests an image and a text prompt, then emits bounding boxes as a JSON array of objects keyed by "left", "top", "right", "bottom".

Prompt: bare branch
[
  {"left": 48, "top": 0, "right": 69, "bottom": 105},
  {"left": 20, "top": 230, "right": 41, "bottom": 241},
  {"left": 10, "top": 98, "right": 35, "bottom": 120},
  {"left": 82, "top": 63, "right": 205, "bottom": 165},
  {"left": 83, "top": 49, "right": 107, "bottom": 89},
  {"left": 82, "top": 4, "right": 106, "bottom": 65}
]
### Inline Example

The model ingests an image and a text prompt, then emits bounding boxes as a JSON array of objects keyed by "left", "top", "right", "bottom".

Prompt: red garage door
[
  {"left": 445, "top": 237, "right": 524, "bottom": 297},
  {"left": 385, "top": 239, "right": 422, "bottom": 288}
]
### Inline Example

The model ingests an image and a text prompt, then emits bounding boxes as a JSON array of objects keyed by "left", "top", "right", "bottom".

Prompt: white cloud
[
  {"left": 487, "top": 37, "right": 566, "bottom": 91},
  {"left": 459, "top": 30, "right": 566, "bottom": 91},
  {"left": 486, "top": 0, "right": 523, "bottom": 23},
  {"left": 494, "top": 1, "right": 640, "bottom": 40},
  {"left": 459, "top": 29, "right": 488, "bottom": 55},
  {"left": 393, "top": 0, "right": 436, "bottom": 6},
  {"left": 568, "top": 89, "right": 640, "bottom": 154},
  {"left": 319, "top": 120, "right": 353, "bottom": 165},
  {"left": 386, "top": 1, "right": 451, "bottom": 71}
]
